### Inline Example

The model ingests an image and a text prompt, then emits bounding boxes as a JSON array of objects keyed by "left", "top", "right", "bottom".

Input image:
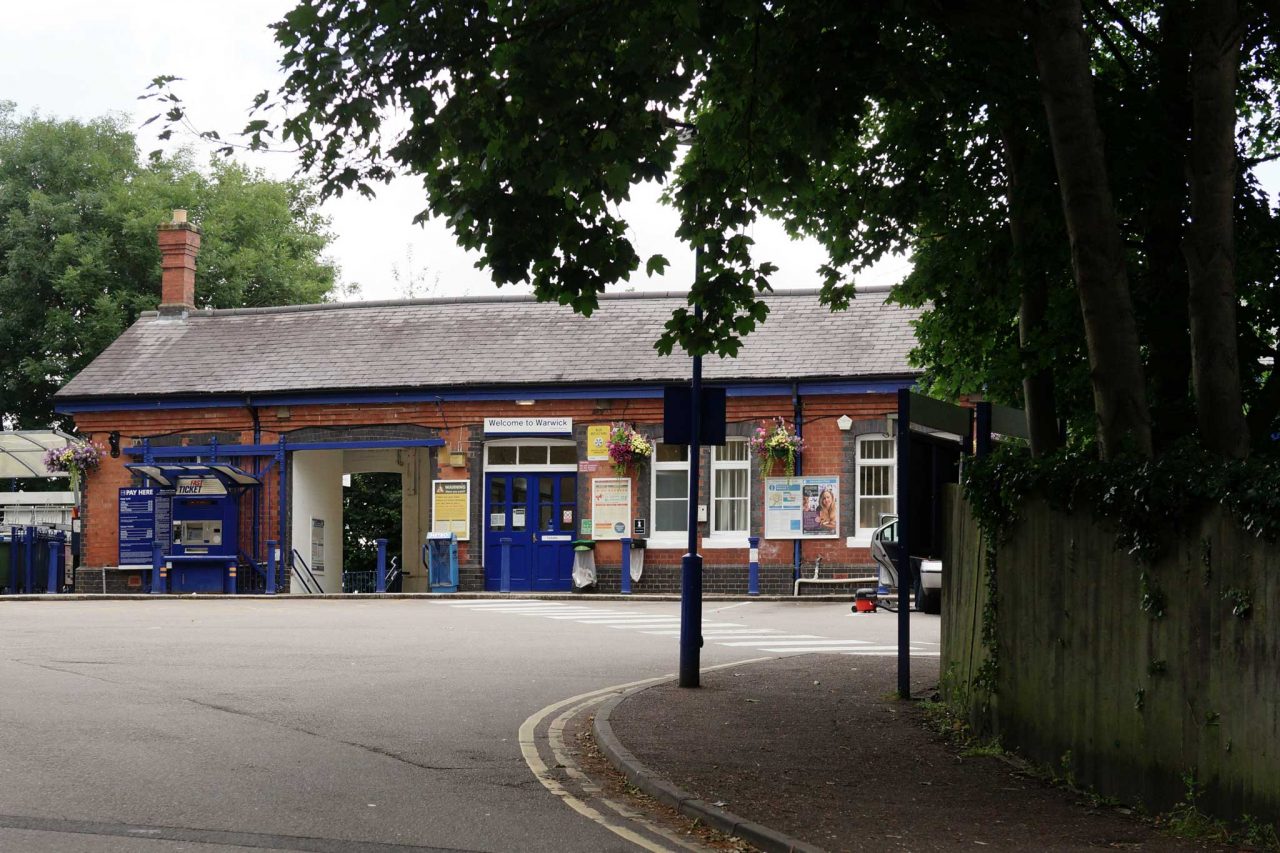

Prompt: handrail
[
  {"left": 290, "top": 548, "right": 322, "bottom": 594},
  {"left": 385, "top": 554, "right": 401, "bottom": 589},
  {"left": 238, "top": 549, "right": 266, "bottom": 581}
]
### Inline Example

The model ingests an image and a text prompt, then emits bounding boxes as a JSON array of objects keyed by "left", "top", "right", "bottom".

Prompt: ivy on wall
[{"left": 958, "top": 441, "right": 1280, "bottom": 699}]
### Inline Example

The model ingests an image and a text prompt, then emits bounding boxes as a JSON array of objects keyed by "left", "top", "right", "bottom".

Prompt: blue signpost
[
  {"left": 375, "top": 538, "right": 388, "bottom": 593},
  {"left": 620, "top": 537, "right": 632, "bottom": 595}
]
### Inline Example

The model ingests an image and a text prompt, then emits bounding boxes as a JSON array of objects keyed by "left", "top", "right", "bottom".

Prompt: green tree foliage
[
  {"left": 342, "top": 473, "right": 402, "bottom": 576},
  {"left": 156, "top": 1, "right": 1280, "bottom": 457},
  {"left": 0, "top": 104, "right": 339, "bottom": 428}
]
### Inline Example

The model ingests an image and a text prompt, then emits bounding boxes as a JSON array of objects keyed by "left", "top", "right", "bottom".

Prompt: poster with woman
[{"left": 765, "top": 476, "right": 839, "bottom": 538}]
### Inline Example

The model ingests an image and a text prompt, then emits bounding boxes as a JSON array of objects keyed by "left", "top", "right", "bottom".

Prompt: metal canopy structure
[
  {"left": 0, "top": 431, "right": 74, "bottom": 479},
  {"left": 125, "top": 463, "right": 262, "bottom": 489}
]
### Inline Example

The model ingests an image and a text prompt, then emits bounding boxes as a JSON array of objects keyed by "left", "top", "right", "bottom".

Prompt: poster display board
[
  {"left": 311, "top": 518, "right": 326, "bottom": 572},
  {"left": 586, "top": 424, "right": 611, "bottom": 461},
  {"left": 431, "top": 480, "right": 471, "bottom": 540},
  {"left": 118, "top": 487, "right": 172, "bottom": 566},
  {"left": 764, "top": 476, "right": 840, "bottom": 539},
  {"left": 590, "top": 478, "right": 631, "bottom": 540}
]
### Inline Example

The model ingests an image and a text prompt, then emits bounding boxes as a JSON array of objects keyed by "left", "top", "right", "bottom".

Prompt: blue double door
[{"left": 484, "top": 472, "right": 577, "bottom": 591}]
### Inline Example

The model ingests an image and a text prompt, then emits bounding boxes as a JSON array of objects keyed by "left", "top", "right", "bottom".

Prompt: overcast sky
[{"left": 2, "top": 2, "right": 1274, "bottom": 303}]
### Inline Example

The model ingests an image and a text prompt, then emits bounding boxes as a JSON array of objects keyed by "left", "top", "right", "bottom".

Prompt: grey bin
[
  {"left": 629, "top": 538, "right": 645, "bottom": 582},
  {"left": 571, "top": 540, "right": 596, "bottom": 590},
  {"left": 425, "top": 532, "right": 459, "bottom": 593}
]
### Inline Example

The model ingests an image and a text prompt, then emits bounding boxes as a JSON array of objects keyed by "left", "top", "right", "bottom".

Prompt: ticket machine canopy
[{"left": 125, "top": 463, "right": 261, "bottom": 491}]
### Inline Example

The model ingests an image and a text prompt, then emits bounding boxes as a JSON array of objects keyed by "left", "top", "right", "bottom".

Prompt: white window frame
[
  {"left": 649, "top": 442, "right": 690, "bottom": 547},
  {"left": 483, "top": 438, "right": 578, "bottom": 473},
  {"left": 706, "top": 438, "right": 750, "bottom": 547},
  {"left": 851, "top": 434, "right": 897, "bottom": 545}
]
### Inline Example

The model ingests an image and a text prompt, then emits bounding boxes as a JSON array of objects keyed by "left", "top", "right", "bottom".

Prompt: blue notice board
[{"left": 119, "top": 487, "right": 172, "bottom": 566}]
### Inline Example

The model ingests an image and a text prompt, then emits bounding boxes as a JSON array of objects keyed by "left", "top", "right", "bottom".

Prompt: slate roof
[{"left": 55, "top": 288, "right": 922, "bottom": 401}]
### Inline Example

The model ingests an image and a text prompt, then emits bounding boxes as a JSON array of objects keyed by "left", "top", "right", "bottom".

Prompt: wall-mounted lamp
[
  {"left": 514, "top": 399, "right": 536, "bottom": 406},
  {"left": 836, "top": 415, "right": 853, "bottom": 432},
  {"left": 884, "top": 412, "right": 898, "bottom": 437}
]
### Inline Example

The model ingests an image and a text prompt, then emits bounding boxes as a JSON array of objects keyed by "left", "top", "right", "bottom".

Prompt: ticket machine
[{"left": 126, "top": 463, "right": 260, "bottom": 593}]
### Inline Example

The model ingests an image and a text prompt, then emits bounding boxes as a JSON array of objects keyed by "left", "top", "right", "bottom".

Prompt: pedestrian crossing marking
[{"left": 444, "top": 600, "right": 938, "bottom": 658}]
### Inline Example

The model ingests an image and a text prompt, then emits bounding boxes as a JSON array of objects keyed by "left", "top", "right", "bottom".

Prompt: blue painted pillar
[
  {"left": 896, "top": 387, "right": 913, "bottom": 699},
  {"left": 499, "top": 538, "right": 512, "bottom": 594},
  {"left": 151, "top": 542, "right": 163, "bottom": 594},
  {"left": 47, "top": 537, "right": 60, "bottom": 594},
  {"left": 7, "top": 527, "right": 16, "bottom": 593},
  {"left": 620, "top": 537, "right": 632, "bottom": 595},
  {"left": 24, "top": 527, "right": 35, "bottom": 594},
  {"left": 747, "top": 536, "right": 760, "bottom": 596},
  {"left": 375, "top": 538, "right": 388, "bottom": 593},
  {"left": 225, "top": 558, "right": 237, "bottom": 595},
  {"left": 266, "top": 540, "right": 278, "bottom": 595}
]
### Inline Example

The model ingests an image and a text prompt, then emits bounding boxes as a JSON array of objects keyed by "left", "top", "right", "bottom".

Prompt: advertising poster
[
  {"left": 591, "top": 478, "right": 631, "bottom": 540},
  {"left": 586, "top": 424, "right": 611, "bottom": 461},
  {"left": 431, "top": 480, "right": 471, "bottom": 540},
  {"left": 764, "top": 476, "right": 840, "bottom": 539}
]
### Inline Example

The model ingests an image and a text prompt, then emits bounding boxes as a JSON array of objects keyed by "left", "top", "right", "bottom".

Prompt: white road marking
[
  {"left": 645, "top": 625, "right": 783, "bottom": 630},
  {"left": 712, "top": 636, "right": 824, "bottom": 645},
  {"left": 448, "top": 600, "right": 935, "bottom": 658},
  {"left": 520, "top": 658, "right": 771, "bottom": 852},
  {"left": 708, "top": 601, "right": 751, "bottom": 613}
]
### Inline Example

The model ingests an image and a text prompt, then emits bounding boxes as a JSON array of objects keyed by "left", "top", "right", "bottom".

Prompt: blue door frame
[{"left": 484, "top": 472, "right": 576, "bottom": 591}]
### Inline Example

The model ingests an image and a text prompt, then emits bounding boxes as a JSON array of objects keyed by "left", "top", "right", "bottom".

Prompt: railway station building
[{"left": 54, "top": 215, "right": 924, "bottom": 595}]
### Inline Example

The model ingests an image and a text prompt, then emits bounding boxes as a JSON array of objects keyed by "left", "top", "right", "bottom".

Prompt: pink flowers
[
  {"left": 748, "top": 418, "right": 803, "bottom": 477},
  {"left": 607, "top": 422, "right": 652, "bottom": 475}
]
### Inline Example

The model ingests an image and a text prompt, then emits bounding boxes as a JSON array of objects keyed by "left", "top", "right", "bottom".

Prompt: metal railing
[
  {"left": 343, "top": 555, "right": 401, "bottom": 593},
  {"left": 235, "top": 550, "right": 269, "bottom": 594},
  {"left": 3, "top": 526, "right": 69, "bottom": 594},
  {"left": 290, "top": 549, "right": 323, "bottom": 594}
]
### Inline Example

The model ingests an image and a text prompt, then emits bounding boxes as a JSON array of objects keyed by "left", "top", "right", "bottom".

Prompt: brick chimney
[{"left": 157, "top": 209, "right": 201, "bottom": 315}]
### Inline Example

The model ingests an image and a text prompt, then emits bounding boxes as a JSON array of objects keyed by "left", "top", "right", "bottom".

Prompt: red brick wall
[{"left": 71, "top": 392, "right": 896, "bottom": 581}]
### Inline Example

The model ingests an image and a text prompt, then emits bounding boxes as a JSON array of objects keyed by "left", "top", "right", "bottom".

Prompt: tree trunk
[
  {"left": 1143, "top": 0, "right": 1195, "bottom": 450},
  {"left": 1183, "top": 0, "right": 1248, "bottom": 458},
  {"left": 997, "top": 113, "right": 1061, "bottom": 457},
  {"left": 1031, "top": 0, "right": 1152, "bottom": 458}
]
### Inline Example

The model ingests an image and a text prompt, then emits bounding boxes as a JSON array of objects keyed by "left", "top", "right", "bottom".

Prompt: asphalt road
[{"left": 0, "top": 598, "right": 939, "bottom": 852}]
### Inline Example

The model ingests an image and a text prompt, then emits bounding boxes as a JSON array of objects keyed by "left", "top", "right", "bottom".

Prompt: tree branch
[{"left": 1089, "top": 0, "right": 1158, "bottom": 52}]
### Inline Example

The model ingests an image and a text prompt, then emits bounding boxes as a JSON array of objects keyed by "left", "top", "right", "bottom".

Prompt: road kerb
[{"left": 593, "top": 679, "right": 827, "bottom": 853}]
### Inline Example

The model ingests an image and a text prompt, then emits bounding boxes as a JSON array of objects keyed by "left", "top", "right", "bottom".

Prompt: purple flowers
[{"left": 42, "top": 441, "right": 103, "bottom": 492}]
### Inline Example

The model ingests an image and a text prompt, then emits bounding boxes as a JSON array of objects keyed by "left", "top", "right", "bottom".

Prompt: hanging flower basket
[
  {"left": 607, "top": 422, "right": 652, "bottom": 475},
  {"left": 42, "top": 440, "right": 103, "bottom": 494},
  {"left": 749, "top": 418, "right": 803, "bottom": 477}
]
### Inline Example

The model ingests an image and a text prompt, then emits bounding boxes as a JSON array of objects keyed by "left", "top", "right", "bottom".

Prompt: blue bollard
[
  {"left": 47, "top": 537, "right": 60, "bottom": 594},
  {"left": 620, "top": 537, "right": 632, "bottom": 595},
  {"left": 24, "top": 526, "right": 35, "bottom": 594},
  {"left": 266, "top": 540, "right": 277, "bottom": 595},
  {"left": 225, "top": 558, "right": 237, "bottom": 595},
  {"left": 375, "top": 538, "right": 388, "bottom": 593},
  {"left": 151, "top": 542, "right": 163, "bottom": 594},
  {"left": 499, "top": 538, "right": 512, "bottom": 594},
  {"left": 747, "top": 536, "right": 760, "bottom": 596}
]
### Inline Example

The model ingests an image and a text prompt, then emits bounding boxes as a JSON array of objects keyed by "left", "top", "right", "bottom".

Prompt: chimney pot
[{"left": 157, "top": 211, "right": 201, "bottom": 315}]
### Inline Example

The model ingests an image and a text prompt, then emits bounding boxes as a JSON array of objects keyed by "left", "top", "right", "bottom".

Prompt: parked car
[{"left": 869, "top": 516, "right": 941, "bottom": 614}]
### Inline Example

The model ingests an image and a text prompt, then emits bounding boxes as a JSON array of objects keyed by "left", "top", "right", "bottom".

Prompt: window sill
[
  {"left": 701, "top": 537, "right": 751, "bottom": 550},
  {"left": 846, "top": 536, "right": 872, "bottom": 549},
  {"left": 644, "top": 538, "right": 691, "bottom": 551}
]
